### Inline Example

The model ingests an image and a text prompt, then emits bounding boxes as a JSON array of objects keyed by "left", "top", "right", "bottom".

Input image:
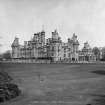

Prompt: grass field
[{"left": 0, "top": 63, "right": 105, "bottom": 105}]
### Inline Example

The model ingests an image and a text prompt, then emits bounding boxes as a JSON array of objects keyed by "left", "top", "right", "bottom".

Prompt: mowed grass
[{"left": 0, "top": 63, "right": 105, "bottom": 105}]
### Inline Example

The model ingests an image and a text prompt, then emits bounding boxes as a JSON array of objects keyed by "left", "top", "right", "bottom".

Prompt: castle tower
[
  {"left": 11, "top": 37, "right": 20, "bottom": 59},
  {"left": 72, "top": 33, "right": 79, "bottom": 52},
  {"left": 41, "top": 30, "right": 45, "bottom": 45},
  {"left": 48, "top": 29, "right": 62, "bottom": 61},
  {"left": 52, "top": 29, "right": 59, "bottom": 40},
  {"left": 67, "top": 33, "right": 79, "bottom": 61},
  {"left": 83, "top": 41, "right": 91, "bottom": 49},
  {"left": 72, "top": 33, "right": 77, "bottom": 42}
]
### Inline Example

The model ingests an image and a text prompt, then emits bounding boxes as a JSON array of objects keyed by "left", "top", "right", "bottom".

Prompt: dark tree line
[
  {"left": 101, "top": 47, "right": 105, "bottom": 61},
  {"left": 0, "top": 50, "right": 11, "bottom": 60},
  {"left": 92, "top": 47, "right": 105, "bottom": 61},
  {"left": 92, "top": 47, "right": 100, "bottom": 61}
]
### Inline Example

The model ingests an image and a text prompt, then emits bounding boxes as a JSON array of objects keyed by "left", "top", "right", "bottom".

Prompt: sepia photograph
[{"left": 0, "top": 0, "right": 105, "bottom": 105}]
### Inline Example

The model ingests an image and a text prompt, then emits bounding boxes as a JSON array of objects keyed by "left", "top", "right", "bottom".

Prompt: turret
[
  {"left": 52, "top": 29, "right": 59, "bottom": 40},
  {"left": 72, "top": 33, "right": 77, "bottom": 42},
  {"left": 41, "top": 30, "right": 45, "bottom": 44},
  {"left": 33, "top": 30, "right": 45, "bottom": 45},
  {"left": 11, "top": 37, "right": 19, "bottom": 58},
  {"left": 68, "top": 38, "right": 71, "bottom": 42},
  {"left": 24, "top": 41, "right": 28, "bottom": 48},
  {"left": 83, "top": 41, "right": 91, "bottom": 49},
  {"left": 11, "top": 37, "right": 19, "bottom": 47}
]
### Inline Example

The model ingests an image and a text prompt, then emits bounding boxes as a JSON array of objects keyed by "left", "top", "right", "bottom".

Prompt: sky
[{"left": 0, "top": 0, "right": 105, "bottom": 53}]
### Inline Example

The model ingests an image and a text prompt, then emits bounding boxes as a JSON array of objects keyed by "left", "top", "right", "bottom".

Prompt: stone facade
[
  {"left": 12, "top": 30, "right": 46, "bottom": 60},
  {"left": 79, "top": 42, "right": 96, "bottom": 62},
  {"left": 11, "top": 30, "right": 96, "bottom": 62},
  {"left": 46, "top": 30, "right": 63, "bottom": 61}
]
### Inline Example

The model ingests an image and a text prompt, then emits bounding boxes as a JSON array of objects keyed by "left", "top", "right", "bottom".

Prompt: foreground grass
[{"left": 0, "top": 63, "right": 105, "bottom": 105}]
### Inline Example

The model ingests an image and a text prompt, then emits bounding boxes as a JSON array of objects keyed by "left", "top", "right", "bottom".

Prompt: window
[
  {"left": 52, "top": 53, "right": 54, "bottom": 56},
  {"left": 52, "top": 46, "right": 54, "bottom": 51},
  {"left": 64, "top": 48, "right": 66, "bottom": 51},
  {"left": 64, "top": 48, "right": 66, "bottom": 53},
  {"left": 68, "top": 48, "right": 71, "bottom": 51},
  {"left": 64, "top": 54, "right": 66, "bottom": 57},
  {"left": 68, "top": 53, "right": 70, "bottom": 57}
]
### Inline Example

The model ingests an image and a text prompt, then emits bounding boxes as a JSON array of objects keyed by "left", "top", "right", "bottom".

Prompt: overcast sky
[{"left": 0, "top": 0, "right": 105, "bottom": 53}]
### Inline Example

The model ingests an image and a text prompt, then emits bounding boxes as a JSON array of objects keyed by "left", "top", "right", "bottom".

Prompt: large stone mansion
[{"left": 11, "top": 29, "right": 96, "bottom": 62}]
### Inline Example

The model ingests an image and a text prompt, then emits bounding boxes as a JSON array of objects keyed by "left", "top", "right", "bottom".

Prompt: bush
[
  {"left": 0, "top": 83, "right": 21, "bottom": 102},
  {"left": 0, "top": 70, "right": 21, "bottom": 103}
]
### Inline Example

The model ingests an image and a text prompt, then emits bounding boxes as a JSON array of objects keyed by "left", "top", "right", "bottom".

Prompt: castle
[{"left": 11, "top": 29, "right": 96, "bottom": 63}]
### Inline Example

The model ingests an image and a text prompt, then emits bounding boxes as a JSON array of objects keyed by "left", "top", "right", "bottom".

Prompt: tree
[
  {"left": 2, "top": 50, "right": 11, "bottom": 60},
  {"left": 92, "top": 47, "right": 100, "bottom": 61},
  {"left": 101, "top": 47, "right": 105, "bottom": 61}
]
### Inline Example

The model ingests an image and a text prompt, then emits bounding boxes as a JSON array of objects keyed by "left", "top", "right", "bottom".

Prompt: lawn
[{"left": 0, "top": 63, "right": 105, "bottom": 105}]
